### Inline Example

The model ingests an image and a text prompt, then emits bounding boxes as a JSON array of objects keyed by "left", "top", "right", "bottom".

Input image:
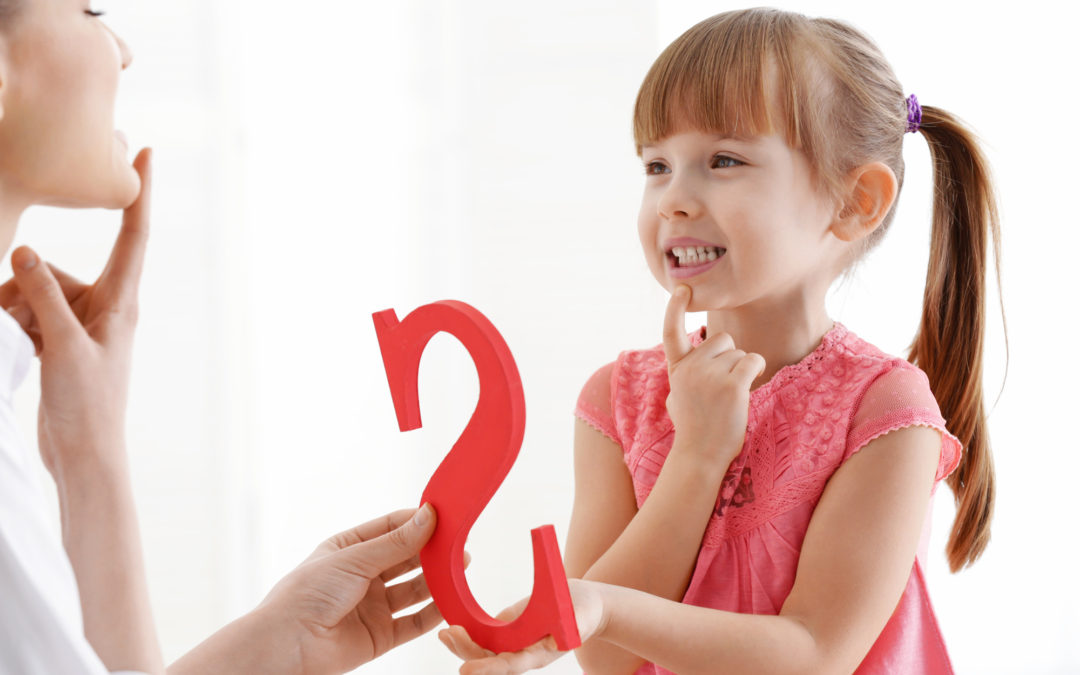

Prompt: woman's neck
[
  {"left": 705, "top": 292, "right": 834, "bottom": 392},
  {"left": 0, "top": 187, "right": 30, "bottom": 260}
]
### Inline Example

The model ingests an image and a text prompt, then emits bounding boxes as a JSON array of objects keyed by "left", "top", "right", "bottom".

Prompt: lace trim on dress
[
  {"left": 575, "top": 399, "right": 620, "bottom": 446},
  {"left": 845, "top": 415, "right": 963, "bottom": 482}
]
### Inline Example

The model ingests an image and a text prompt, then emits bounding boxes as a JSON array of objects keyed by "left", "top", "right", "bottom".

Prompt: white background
[{"left": 7, "top": 1, "right": 1078, "bottom": 673}]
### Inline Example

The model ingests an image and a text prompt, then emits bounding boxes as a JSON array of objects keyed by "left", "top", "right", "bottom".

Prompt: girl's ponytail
[{"left": 909, "top": 106, "right": 1004, "bottom": 572}]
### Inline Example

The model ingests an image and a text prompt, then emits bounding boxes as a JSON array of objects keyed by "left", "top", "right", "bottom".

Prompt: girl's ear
[{"left": 830, "top": 162, "right": 898, "bottom": 242}]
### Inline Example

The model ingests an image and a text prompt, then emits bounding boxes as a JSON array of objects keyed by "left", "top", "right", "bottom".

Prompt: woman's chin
[
  {"left": 42, "top": 169, "right": 140, "bottom": 210},
  {"left": 107, "top": 147, "right": 141, "bottom": 208}
]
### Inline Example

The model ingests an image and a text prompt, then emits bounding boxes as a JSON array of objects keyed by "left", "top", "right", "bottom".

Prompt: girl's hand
[
  {"left": 662, "top": 285, "right": 765, "bottom": 472},
  {"left": 0, "top": 148, "right": 152, "bottom": 481},
  {"left": 438, "top": 579, "right": 606, "bottom": 675}
]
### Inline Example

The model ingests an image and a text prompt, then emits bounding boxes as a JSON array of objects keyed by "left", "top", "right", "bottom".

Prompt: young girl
[{"left": 441, "top": 7, "right": 1001, "bottom": 674}]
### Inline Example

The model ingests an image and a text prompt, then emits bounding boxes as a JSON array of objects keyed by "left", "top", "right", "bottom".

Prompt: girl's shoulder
[
  {"left": 574, "top": 330, "right": 696, "bottom": 447},
  {"left": 829, "top": 326, "right": 962, "bottom": 481}
]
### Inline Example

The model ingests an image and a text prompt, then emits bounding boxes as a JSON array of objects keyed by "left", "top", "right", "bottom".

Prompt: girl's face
[
  {"left": 0, "top": 0, "right": 136, "bottom": 210},
  {"left": 638, "top": 128, "right": 844, "bottom": 314}
]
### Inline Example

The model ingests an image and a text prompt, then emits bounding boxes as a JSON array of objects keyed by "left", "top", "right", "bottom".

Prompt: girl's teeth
[{"left": 671, "top": 245, "right": 723, "bottom": 266}]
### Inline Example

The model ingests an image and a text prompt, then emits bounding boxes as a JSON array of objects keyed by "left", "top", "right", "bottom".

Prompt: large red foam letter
[{"left": 372, "top": 301, "right": 580, "bottom": 653}]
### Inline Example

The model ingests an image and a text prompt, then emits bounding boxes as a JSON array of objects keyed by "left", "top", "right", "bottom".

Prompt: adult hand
[
  {"left": 0, "top": 147, "right": 152, "bottom": 482},
  {"left": 240, "top": 506, "right": 443, "bottom": 675},
  {"left": 661, "top": 284, "right": 765, "bottom": 472},
  {"left": 438, "top": 579, "right": 606, "bottom": 675}
]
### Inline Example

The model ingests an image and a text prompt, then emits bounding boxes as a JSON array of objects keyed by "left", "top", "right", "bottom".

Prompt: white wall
[{"left": 7, "top": 1, "right": 1077, "bottom": 673}]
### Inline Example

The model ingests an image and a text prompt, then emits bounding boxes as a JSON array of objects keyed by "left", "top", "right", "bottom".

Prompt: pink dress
[{"left": 574, "top": 322, "right": 961, "bottom": 675}]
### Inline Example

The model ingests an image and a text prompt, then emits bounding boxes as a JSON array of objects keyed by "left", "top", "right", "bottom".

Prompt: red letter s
[{"left": 373, "top": 300, "right": 580, "bottom": 653}]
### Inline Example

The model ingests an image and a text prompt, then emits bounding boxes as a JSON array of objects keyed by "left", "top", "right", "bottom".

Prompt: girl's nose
[{"left": 657, "top": 175, "right": 701, "bottom": 220}]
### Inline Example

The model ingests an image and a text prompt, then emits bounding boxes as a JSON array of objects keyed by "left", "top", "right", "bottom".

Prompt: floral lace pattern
[
  {"left": 574, "top": 321, "right": 962, "bottom": 674},
  {"left": 583, "top": 322, "right": 962, "bottom": 549}
]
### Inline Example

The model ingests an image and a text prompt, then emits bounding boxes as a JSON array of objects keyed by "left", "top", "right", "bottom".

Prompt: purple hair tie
[{"left": 905, "top": 94, "right": 922, "bottom": 134}]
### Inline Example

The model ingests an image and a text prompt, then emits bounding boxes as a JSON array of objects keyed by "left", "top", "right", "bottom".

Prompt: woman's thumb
[
  {"left": 343, "top": 504, "right": 437, "bottom": 578},
  {"left": 10, "top": 247, "right": 80, "bottom": 346}
]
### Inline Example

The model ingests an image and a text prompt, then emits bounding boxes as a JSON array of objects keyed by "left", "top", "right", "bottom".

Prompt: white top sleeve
[{"left": 0, "top": 311, "right": 150, "bottom": 675}]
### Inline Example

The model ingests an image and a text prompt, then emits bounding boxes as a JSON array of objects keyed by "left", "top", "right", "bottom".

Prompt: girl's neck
[{"left": 705, "top": 300, "right": 834, "bottom": 392}]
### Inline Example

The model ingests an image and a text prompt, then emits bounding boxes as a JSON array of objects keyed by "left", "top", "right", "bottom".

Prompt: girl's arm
[
  {"left": 445, "top": 424, "right": 942, "bottom": 675},
  {"left": 598, "top": 425, "right": 941, "bottom": 674},
  {"left": 564, "top": 419, "right": 726, "bottom": 674},
  {"left": 564, "top": 287, "right": 761, "bottom": 674}
]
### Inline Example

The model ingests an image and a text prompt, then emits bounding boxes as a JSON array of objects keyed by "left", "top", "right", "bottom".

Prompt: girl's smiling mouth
[
  {"left": 664, "top": 237, "right": 727, "bottom": 277},
  {"left": 668, "top": 245, "right": 725, "bottom": 267}
]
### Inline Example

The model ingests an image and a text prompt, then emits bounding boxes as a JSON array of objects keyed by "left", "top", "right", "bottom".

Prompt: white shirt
[{"left": 0, "top": 309, "right": 148, "bottom": 675}]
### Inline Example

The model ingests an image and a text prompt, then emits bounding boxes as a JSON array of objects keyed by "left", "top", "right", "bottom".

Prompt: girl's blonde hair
[{"left": 634, "top": 7, "right": 1003, "bottom": 572}]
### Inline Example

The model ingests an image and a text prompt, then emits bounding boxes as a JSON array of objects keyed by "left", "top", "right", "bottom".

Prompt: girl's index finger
[
  {"left": 662, "top": 284, "right": 693, "bottom": 368},
  {"left": 99, "top": 148, "right": 153, "bottom": 304}
]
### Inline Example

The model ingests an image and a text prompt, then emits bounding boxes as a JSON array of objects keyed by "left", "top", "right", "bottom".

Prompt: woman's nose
[{"left": 114, "top": 31, "right": 134, "bottom": 71}]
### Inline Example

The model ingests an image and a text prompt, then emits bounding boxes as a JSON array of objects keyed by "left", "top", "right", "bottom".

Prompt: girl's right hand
[
  {"left": 439, "top": 579, "right": 607, "bottom": 675},
  {"left": 662, "top": 285, "right": 765, "bottom": 472}
]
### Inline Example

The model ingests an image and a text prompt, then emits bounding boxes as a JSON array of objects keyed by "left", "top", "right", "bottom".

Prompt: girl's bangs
[{"left": 632, "top": 13, "right": 804, "bottom": 154}]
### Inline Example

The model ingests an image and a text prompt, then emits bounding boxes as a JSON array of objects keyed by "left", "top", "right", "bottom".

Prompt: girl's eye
[
  {"left": 711, "top": 154, "right": 742, "bottom": 169},
  {"left": 85, "top": 9, "right": 106, "bottom": 17},
  {"left": 644, "top": 161, "right": 669, "bottom": 176}
]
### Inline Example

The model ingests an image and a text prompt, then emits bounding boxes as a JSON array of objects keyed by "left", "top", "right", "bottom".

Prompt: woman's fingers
[
  {"left": 391, "top": 602, "right": 443, "bottom": 648},
  {"left": 10, "top": 247, "right": 84, "bottom": 349},
  {"left": 334, "top": 504, "right": 436, "bottom": 580},
  {"left": 662, "top": 285, "right": 693, "bottom": 368},
  {"left": 380, "top": 554, "right": 422, "bottom": 583},
  {"left": 385, "top": 572, "right": 431, "bottom": 613},
  {"left": 315, "top": 507, "right": 420, "bottom": 557},
  {"left": 6, "top": 304, "right": 33, "bottom": 332},
  {"left": 0, "top": 276, "right": 22, "bottom": 308},
  {"left": 1, "top": 263, "right": 87, "bottom": 311},
  {"left": 98, "top": 148, "right": 152, "bottom": 310}
]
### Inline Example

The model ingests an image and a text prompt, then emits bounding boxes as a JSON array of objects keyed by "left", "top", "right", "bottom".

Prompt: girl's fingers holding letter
[{"left": 440, "top": 626, "right": 495, "bottom": 661}]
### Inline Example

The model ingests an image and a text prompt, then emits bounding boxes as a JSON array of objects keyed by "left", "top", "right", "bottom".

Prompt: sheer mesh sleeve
[
  {"left": 844, "top": 361, "right": 962, "bottom": 481},
  {"left": 574, "top": 361, "right": 620, "bottom": 446}
]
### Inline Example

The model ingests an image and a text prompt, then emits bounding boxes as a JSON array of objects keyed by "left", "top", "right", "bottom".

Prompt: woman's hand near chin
[
  {"left": 1, "top": 147, "right": 151, "bottom": 482},
  {"left": 0, "top": 148, "right": 166, "bottom": 674}
]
